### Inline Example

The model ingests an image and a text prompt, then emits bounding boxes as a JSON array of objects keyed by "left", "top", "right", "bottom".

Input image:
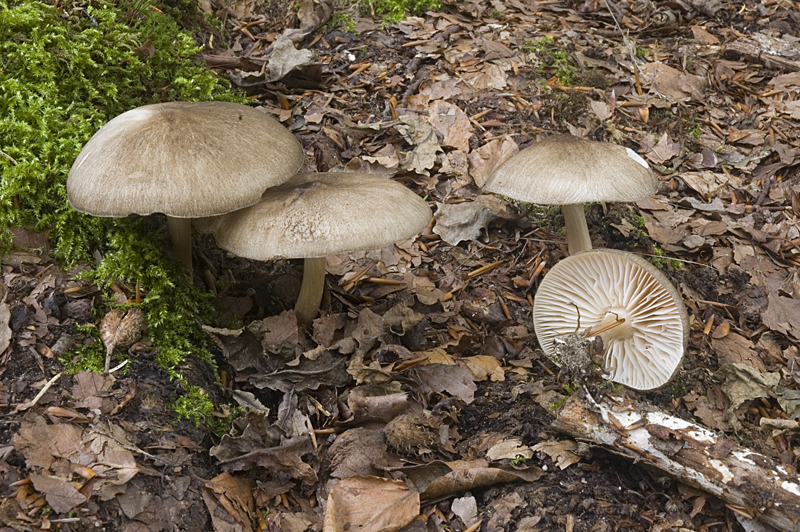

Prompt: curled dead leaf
[{"left": 100, "top": 307, "right": 145, "bottom": 354}]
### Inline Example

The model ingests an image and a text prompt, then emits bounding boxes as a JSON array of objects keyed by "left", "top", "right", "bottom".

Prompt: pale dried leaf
[
  {"left": 461, "top": 355, "right": 504, "bottom": 382},
  {"left": 395, "top": 115, "right": 442, "bottom": 177},
  {"left": 432, "top": 195, "right": 517, "bottom": 246},
  {"left": 531, "top": 440, "right": 582, "bottom": 469},
  {"left": 486, "top": 438, "right": 532, "bottom": 461},
  {"left": 323, "top": 476, "right": 419, "bottom": 532},
  {"left": 428, "top": 100, "right": 473, "bottom": 152},
  {"left": 590, "top": 100, "right": 612, "bottom": 121},
  {"left": 266, "top": 35, "right": 314, "bottom": 82},
  {"left": 329, "top": 428, "right": 389, "bottom": 478},
  {"left": 762, "top": 291, "right": 800, "bottom": 341},
  {"left": 467, "top": 136, "right": 519, "bottom": 188},
  {"left": 451, "top": 496, "right": 478, "bottom": 528}
]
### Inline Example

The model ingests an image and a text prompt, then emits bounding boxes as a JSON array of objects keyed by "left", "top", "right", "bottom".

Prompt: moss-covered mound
[{"left": 0, "top": 0, "right": 246, "bottom": 420}]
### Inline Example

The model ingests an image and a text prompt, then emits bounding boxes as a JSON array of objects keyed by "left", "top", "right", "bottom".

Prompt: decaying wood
[
  {"left": 552, "top": 390, "right": 800, "bottom": 531},
  {"left": 725, "top": 33, "right": 800, "bottom": 72}
]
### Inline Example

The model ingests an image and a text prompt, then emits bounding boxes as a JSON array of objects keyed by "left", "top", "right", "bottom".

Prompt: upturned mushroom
[
  {"left": 533, "top": 249, "right": 689, "bottom": 391},
  {"left": 67, "top": 101, "right": 305, "bottom": 276},
  {"left": 484, "top": 135, "right": 656, "bottom": 254},
  {"left": 195, "top": 172, "right": 432, "bottom": 324}
]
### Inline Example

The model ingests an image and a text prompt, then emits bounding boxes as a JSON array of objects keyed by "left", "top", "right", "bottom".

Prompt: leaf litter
[{"left": 3, "top": 0, "right": 800, "bottom": 530}]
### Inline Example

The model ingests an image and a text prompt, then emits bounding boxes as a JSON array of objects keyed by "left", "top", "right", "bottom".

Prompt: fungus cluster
[
  {"left": 484, "top": 135, "right": 688, "bottom": 390},
  {"left": 67, "top": 101, "right": 305, "bottom": 276},
  {"left": 69, "top": 102, "right": 432, "bottom": 326}
]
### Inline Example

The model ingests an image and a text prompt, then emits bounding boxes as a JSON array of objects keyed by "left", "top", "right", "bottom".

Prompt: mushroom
[
  {"left": 67, "top": 101, "right": 305, "bottom": 276},
  {"left": 533, "top": 249, "right": 689, "bottom": 390},
  {"left": 483, "top": 135, "right": 656, "bottom": 254},
  {"left": 195, "top": 172, "right": 432, "bottom": 324}
]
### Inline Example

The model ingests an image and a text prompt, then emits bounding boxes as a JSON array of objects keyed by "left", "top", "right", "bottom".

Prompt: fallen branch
[{"left": 552, "top": 389, "right": 800, "bottom": 531}]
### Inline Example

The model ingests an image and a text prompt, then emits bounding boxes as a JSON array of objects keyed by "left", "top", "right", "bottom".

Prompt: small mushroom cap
[
  {"left": 67, "top": 101, "right": 305, "bottom": 218},
  {"left": 195, "top": 172, "right": 432, "bottom": 260},
  {"left": 533, "top": 249, "right": 689, "bottom": 391},
  {"left": 484, "top": 135, "right": 657, "bottom": 204}
]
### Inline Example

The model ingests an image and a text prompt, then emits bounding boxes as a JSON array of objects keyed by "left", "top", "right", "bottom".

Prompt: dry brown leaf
[
  {"left": 323, "top": 476, "right": 420, "bottom": 532},
  {"left": 329, "top": 428, "right": 389, "bottom": 478},
  {"left": 467, "top": 135, "right": 519, "bottom": 188},
  {"left": 691, "top": 26, "right": 719, "bottom": 44},
  {"left": 347, "top": 387, "right": 411, "bottom": 422},
  {"left": 217, "top": 435, "right": 318, "bottom": 485},
  {"left": 395, "top": 115, "right": 442, "bottom": 177},
  {"left": 486, "top": 491, "right": 523, "bottom": 532},
  {"left": 485, "top": 438, "right": 532, "bottom": 461},
  {"left": 462, "top": 63, "right": 508, "bottom": 91},
  {"left": 642, "top": 132, "right": 681, "bottom": 165},
  {"left": 407, "top": 364, "right": 477, "bottom": 404},
  {"left": 30, "top": 474, "right": 88, "bottom": 514},
  {"left": 711, "top": 332, "right": 765, "bottom": 371},
  {"left": 13, "top": 415, "right": 84, "bottom": 470},
  {"left": 461, "top": 355, "right": 504, "bottom": 382},
  {"left": 262, "top": 310, "right": 299, "bottom": 346},
  {"left": 72, "top": 370, "right": 117, "bottom": 414},
  {"left": 204, "top": 472, "right": 255, "bottom": 532},
  {"left": 265, "top": 35, "right": 314, "bottom": 82},
  {"left": 433, "top": 195, "right": 518, "bottom": 246},
  {"left": 531, "top": 440, "right": 582, "bottom": 470},
  {"left": 640, "top": 62, "right": 706, "bottom": 101},
  {"left": 418, "top": 460, "right": 543, "bottom": 499},
  {"left": 427, "top": 100, "right": 472, "bottom": 152},
  {"left": 590, "top": 100, "right": 612, "bottom": 121},
  {"left": 350, "top": 144, "right": 401, "bottom": 176},
  {"left": 762, "top": 291, "right": 800, "bottom": 341}
]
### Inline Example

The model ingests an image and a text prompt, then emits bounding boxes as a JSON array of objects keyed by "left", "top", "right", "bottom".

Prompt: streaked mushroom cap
[
  {"left": 195, "top": 172, "right": 432, "bottom": 259},
  {"left": 533, "top": 249, "right": 689, "bottom": 391},
  {"left": 67, "top": 101, "right": 305, "bottom": 218},
  {"left": 484, "top": 135, "right": 657, "bottom": 204}
]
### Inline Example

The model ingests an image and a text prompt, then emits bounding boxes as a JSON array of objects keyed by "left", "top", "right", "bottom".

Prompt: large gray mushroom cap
[
  {"left": 484, "top": 135, "right": 657, "bottom": 205},
  {"left": 533, "top": 249, "right": 689, "bottom": 391},
  {"left": 195, "top": 172, "right": 432, "bottom": 259},
  {"left": 67, "top": 101, "right": 305, "bottom": 218}
]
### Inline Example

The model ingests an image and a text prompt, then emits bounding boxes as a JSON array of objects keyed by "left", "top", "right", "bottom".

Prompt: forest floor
[{"left": 2, "top": 0, "right": 800, "bottom": 531}]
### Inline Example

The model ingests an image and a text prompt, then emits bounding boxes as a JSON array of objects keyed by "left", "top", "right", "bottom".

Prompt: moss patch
[{"left": 1, "top": 0, "right": 246, "bottom": 409}]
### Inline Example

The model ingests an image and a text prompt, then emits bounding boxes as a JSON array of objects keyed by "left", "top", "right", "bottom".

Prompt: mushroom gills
[{"left": 533, "top": 249, "right": 689, "bottom": 391}]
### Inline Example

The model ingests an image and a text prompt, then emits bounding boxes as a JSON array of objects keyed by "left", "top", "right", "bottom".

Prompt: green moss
[
  {"left": 526, "top": 37, "right": 578, "bottom": 86},
  {"left": 2, "top": 0, "right": 247, "bottom": 416},
  {"left": 326, "top": 11, "right": 358, "bottom": 33},
  {"left": 173, "top": 385, "right": 242, "bottom": 436},
  {"left": 351, "top": 0, "right": 442, "bottom": 22},
  {"left": 649, "top": 245, "right": 682, "bottom": 270}
]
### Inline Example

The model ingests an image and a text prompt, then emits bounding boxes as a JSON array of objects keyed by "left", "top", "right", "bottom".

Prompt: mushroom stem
[
  {"left": 562, "top": 203, "right": 592, "bottom": 255},
  {"left": 295, "top": 257, "right": 326, "bottom": 325},
  {"left": 165, "top": 216, "right": 193, "bottom": 276}
]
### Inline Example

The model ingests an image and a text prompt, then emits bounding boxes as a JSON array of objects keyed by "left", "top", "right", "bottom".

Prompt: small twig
[
  {"left": 108, "top": 359, "right": 129, "bottom": 374},
  {"left": 467, "top": 260, "right": 505, "bottom": 278},
  {"left": 11, "top": 372, "right": 62, "bottom": 414},
  {"left": 0, "top": 149, "right": 17, "bottom": 165}
]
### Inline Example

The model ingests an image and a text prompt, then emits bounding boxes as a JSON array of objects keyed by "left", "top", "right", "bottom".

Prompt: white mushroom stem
[
  {"left": 295, "top": 257, "right": 327, "bottom": 325},
  {"left": 165, "top": 216, "right": 193, "bottom": 275},
  {"left": 562, "top": 203, "right": 592, "bottom": 255}
]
